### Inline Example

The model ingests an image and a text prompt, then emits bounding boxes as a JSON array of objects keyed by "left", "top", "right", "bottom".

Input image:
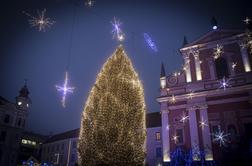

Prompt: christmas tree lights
[{"left": 78, "top": 45, "right": 146, "bottom": 165}]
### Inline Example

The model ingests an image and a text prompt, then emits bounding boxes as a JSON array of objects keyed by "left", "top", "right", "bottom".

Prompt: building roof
[
  {"left": 44, "top": 128, "right": 80, "bottom": 144},
  {"left": 22, "top": 131, "right": 49, "bottom": 143},
  {"left": 146, "top": 112, "right": 161, "bottom": 128},
  {"left": 181, "top": 29, "right": 243, "bottom": 49}
]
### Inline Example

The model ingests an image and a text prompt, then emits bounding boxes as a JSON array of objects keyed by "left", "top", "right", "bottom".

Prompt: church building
[{"left": 147, "top": 25, "right": 252, "bottom": 165}]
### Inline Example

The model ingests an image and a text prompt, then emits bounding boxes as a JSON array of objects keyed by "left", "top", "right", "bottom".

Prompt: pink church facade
[{"left": 149, "top": 29, "right": 252, "bottom": 165}]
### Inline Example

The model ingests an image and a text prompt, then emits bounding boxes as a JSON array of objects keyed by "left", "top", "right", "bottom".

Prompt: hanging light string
[{"left": 55, "top": 5, "right": 77, "bottom": 108}]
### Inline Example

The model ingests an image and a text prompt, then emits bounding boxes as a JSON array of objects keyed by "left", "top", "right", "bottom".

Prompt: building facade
[
  {"left": 155, "top": 29, "right": 252, "bottom": 165},
  {"left": 41, "top": 129, "right": 79, "bottom": 166},
  {"left": 0, "top": 84, "right": 31, "bottom": 166},
  {"left": 18, "top": 131, "right": 48, "bottom": 165}
]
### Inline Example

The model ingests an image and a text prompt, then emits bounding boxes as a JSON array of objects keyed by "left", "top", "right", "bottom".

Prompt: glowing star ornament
[
  {"left": 199, "top": 117, "right": 208, "bottom": 130},
  {"left": 213, "top": 44, "right": 223, "bottom": 59},
  {"left": 232, "top": 62, "right": 237, "bottom": 71},
  {"left": 211, "top": 126, "right": 230, "bottom": 147},
  {"left": 55, "top": 71, "right": 75, "bottom": 108},
  {"left": 179, "top": 112, "right": 189, "bottom": 124},
  {"left": 111, "top": 17, "right": 125, "bottom": 42},
  {"left": 143, "top": 33, "right": 158, "bottom": 52},
  {"left": 22, "top": 9, "right": 55, "bottom": 32},
  {"left": 169, "top": 95, "right": 176, "bottom": 104},
  {"left": 172, "top": 134, "right": 179, "bottom": 144},
  {"left": 219, "top": 77, "right": 231, "bottom": 90},
  {"left": 244, "top": 17, "right": 251, "bottom": 25},
  {"left": 85, "top": 0, "right": 95, "bottom": 7}
]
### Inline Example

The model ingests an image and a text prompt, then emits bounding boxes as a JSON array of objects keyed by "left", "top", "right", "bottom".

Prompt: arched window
[{"left": 215, "top": 57, "right": 229, "bottom": 79}]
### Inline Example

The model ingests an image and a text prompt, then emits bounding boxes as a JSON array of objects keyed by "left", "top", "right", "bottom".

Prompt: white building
[{"left": 41, "top": 129, "right": 79, "bottom": 166}]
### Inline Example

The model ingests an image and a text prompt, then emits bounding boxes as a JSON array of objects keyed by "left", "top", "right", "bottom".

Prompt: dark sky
[{"left": 0, "top": 0, "right": 251, "bottom": 135}]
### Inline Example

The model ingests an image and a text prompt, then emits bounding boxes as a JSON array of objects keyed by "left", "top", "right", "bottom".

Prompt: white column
[
  {"left": 193, "top": 51, "right": 202, "bottom": 81},
  {"left": 188, "top": 108, "right": 200, "bottom": 160},
  {"left": 199, "top": 108, "right": 213, "bottom": 161},
  {"left": 161, "top": 102, "right": 170, "bottom": 162},
  {"left": 184, "top": 54, "right": 192, "bottom": 83},
  {"left": 240, "top": 43, "right": 251, "bottom": 72}
]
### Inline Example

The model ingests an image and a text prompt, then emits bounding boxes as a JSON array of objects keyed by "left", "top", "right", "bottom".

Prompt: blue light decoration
[
  {"left": 169, "top": 147, "right": 217, "bottom": 166},
  {"left": 143, "top": 33, "right": 158, "bottom": 52}
]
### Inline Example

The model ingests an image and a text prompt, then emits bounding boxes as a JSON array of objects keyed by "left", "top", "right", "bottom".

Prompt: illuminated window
[
  {"left": 32, "top": 141, "right": 36, "bottom": 145},
  {"left": 156, "top": 132, "right": 161, "bottom": 141},
  {"left": 28, "top": 140, "right": 32, "bottom": 144},
  {"left": 22, "top": 139, "right": 28, "bottom": 144},
  {"left": 18, "top": 101, "right": 22, "bottom": 106}
]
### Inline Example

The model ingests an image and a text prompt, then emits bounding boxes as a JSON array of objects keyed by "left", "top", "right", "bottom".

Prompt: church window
[{"left": 215, "top": 57, "right": 229, "bottom": 79}]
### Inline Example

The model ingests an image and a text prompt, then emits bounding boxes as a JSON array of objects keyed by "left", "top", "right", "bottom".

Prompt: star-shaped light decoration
[
  {"left": 211, "top": 126, "right": 230, "bottom": 147},
  {"left": 232, "top": 62, "right": 237, "bottom": 71},
  {"left": 111, "top": 17, "right": 125, "bottom": 42},
  {"left": 219, "top": 77, "right": 231, "bottom": 90},
  {"left": 169, "top": 95, "right": 176, "bottom": 104},
  {"left": 199, "top": 116, "right": 208, "bottom": 130},
  {"left": 22, "top": 9, "right": 55, "bottom": 32},
  {"left": 56, "top": 71, "right": 75, "bottom": 108},
  {"left": 172, "top": 134, "right": 179, "bottom": 144},
  {"left": 85, "top": 0, "right": 95, "bottom": 7},
  {"left": 244, "top": 17, "right": 251, "bottom": 25},
  {"left": 213, "top": 44, "right": 223, "bottom": 60},
  {"left": 179, "top": 112, "right": 189, "bottom": 124}
]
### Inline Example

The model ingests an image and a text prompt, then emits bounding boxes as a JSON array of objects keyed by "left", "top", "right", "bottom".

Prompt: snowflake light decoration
[
  {"left": 23, "top": 9, "right": 55, "bottom": 32},
  {"left": 143, "top": 33, "right": 158, "bottom": 52},
  {"left": 232, "top": 62, "right": 237, "bottom": 71},
  {"left": 211, "top": 126, "right": 230, "bottom": 147},
  {"left": 56, "top": 71, "right": 75, "bottom": 108},
  {"left": 85, "top": 0, "right": 95, "bottom": 7},
  {"left": 199, "top": 116, "right": 208, "bottom": 130},
  {"left": 219, "top": 77, "right": 231, "bottom": 90},
  {"left": 111, "top": 17, "right": 125, "bottom": 42},
  {"left": 172, "top": 134, "right": 179, "bottom": 144},
  {"left": 244, "top": 17, "right": 251, "bottom": 25},
  {"left": 179, "top": 112, "right": 189, "bottom": 124},
  {"left": 169, "top": 95, "right": 176, "bottom": 104},
  {"left": 213, "top": 44, "right": 223, "bottom": 59}
]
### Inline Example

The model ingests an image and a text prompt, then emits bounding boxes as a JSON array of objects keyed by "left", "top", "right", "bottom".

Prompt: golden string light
[
  {"left": 213, "top": 44, "right": 223, "bottom": 59},
  {"left": 79, "top": 46, "right": 146, "bottom": 165}
]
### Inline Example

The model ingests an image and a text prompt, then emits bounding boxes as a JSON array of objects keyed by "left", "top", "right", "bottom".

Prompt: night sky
[{"left": 1, "top": 0, "right": 251, "bottom": 135}]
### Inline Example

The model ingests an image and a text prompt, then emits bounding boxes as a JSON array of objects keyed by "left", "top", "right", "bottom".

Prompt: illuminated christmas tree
[{"left": 78, "top": 45, "right": 146, "bottom": 165}]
